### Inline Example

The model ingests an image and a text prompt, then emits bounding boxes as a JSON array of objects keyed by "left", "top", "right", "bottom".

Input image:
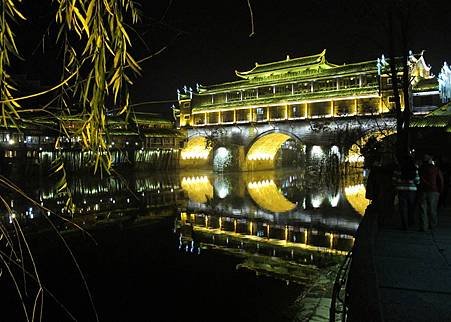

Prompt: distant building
[
  {"left": 0, "top": 111, "right": 185, "bottom": 172},
  {"left": 177, "top": 49, "right": 441, "bottom": 128}
]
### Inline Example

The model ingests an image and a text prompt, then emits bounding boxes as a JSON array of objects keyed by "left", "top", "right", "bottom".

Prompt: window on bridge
[
  {"left": 269, "top": 105, "right": 286, "bottom": 120},
  {"left": 193, "top": 113, "right": 205, "bottom": 125},
  {"left": 289, "top": 104, "right": 305, "bottom": 118},
  {"left": 365, "top": 74, "right": 379, "bottom": 86},
  {"left": 196, "top": 95, "right": 211, "bottom": 106},
  {"left": 384, "top": 76, "right": 403, "bottom": 89},
  {"left": 274, "top": 84, "right": 292, "bottom": 96},
  {"left": 254, "top": 107, "right": 267, "bottom": 122},
  {"left": 213, "top": 93, "right": 226, "bottom": 104},
  {"left": 221, "top": 110, "right": 234, "bottom": 123},
  {"left": 207, "top": 112, "right": 219, "bottom": 124},
  {"left": 384, "top": 95, "right": 398, "bottom": 112},
  {"left": 227, "top": 91, "right": 241, "bottom": 102},
  {"left": 413, "top": 94, "right": 440, "bottom": 109},
  {"left": 243, "top": 88, "right": 257, "bottom": 100},
  {"left": 339, "top": 77, "right": 360, "bottom": 89},
  {"left": 258, "top": 86, "right": 274, "bottom": 98},
  {"left": 314, "top": 80, "right": 337, "bottom": 92},
  {"left": 357, "top": 98, "right": 379, "bottom": 115},
  {"left": 294, "top": 82, "right": 311, "bottom": 94},
  {"left": 310, "top": 101, "right": 331, "bottom": 118},
  {"left": 334, "top": 99, "right": 355, "bottom": 116},
  {"left": 236, "top": 109, "right": 250, "bottom": 122}
]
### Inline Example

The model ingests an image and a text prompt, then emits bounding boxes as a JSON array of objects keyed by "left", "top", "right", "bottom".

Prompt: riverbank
[
  {"left": 290, "top": 264, "right": 341, "bottom": 322},
  {"left": 347, "top": 196, "right": 451, "bottom": 321}
]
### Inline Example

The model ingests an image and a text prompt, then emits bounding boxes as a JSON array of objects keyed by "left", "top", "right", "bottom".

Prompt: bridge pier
[{"left": 179, "top": 117, "right": 396, "bottom": 172}]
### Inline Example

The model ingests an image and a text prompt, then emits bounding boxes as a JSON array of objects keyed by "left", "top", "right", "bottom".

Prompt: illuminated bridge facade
[{"left": 177, "top": 50, "right": 442, "bottom": 171}]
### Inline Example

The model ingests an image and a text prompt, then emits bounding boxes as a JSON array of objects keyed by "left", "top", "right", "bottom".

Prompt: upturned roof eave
[
  {"left": 235, "top": 49, "right": 328, "bottom": 79},
  {"left": 198, "top": 62, "right": 378, "bottom": 95}
]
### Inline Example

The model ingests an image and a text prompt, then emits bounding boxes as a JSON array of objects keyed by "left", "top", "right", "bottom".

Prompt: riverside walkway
[
  {"left": 347, "top": 199, "right": 451, "bottom": 321},
  {"left": 375, "top": 204, "right": 451, "bottom": 321}
]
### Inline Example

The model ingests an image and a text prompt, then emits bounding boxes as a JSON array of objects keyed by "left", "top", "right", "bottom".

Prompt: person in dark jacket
[
  {"left": 393, "top": 155, "right": 420, "bottom": 229},
  {"left": 437, "top": 156, "right": 450, "bottom": 208},
  {"left": 365, "top": 155, "right": 396, "bottom": 223},
  {"left": 418, "top": 154, "right": 444, "bottom": 231}
]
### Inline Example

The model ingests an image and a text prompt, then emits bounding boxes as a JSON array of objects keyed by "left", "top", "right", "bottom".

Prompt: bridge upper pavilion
[
  {"left": 178, "top": 50, "right": 439, "bottom": 127},
  {"left": 177, "top": 50, "right": 441, "bottom": 170}
]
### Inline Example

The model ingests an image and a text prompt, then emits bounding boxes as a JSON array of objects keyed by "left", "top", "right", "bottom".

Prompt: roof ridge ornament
[{"left": 438, "top": 61, "right": 451, "bottom": 103}]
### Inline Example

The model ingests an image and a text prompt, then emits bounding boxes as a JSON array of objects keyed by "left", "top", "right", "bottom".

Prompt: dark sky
[
  {"left": 12, "top": 1, "right": 451, "bottom": 117},
  {"left": 130, "top": 0, "right": 451, "bottom": 115}
]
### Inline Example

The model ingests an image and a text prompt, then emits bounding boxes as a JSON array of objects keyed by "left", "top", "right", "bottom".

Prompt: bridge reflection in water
[
  {"left": 2, "top": 168, "right": 368, "bottom": 278},
  {"left": 176, "top": 169, "right": 368, "bottom": 274}
]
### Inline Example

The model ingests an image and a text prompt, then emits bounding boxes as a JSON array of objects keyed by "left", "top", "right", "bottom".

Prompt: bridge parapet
[{"left": 180, "top": 116, "right": 396, "bottom": 171}]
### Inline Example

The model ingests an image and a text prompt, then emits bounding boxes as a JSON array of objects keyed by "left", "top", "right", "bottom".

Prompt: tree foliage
[
  {"left": 0, "top": 1, "right": 143, "bottom": 320},
  {"left": 1, "top": 0, "right": 142, "bottom": 174}
]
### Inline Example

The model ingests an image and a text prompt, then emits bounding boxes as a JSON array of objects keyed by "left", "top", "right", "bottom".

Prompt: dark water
[{"left": 0, "top": 168, "right": 366, "bottom": 321}]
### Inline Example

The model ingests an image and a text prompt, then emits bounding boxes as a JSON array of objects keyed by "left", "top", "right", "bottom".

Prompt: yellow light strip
[
  {"left": 190, "top": 94, "right": 380, "bottom": 114},
  {"left": 192, "top": 226, "right": 350, "bottom": 255}
]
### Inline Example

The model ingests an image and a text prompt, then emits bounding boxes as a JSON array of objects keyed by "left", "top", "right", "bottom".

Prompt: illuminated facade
[
  {"left": 178, "top": 50, "right": 439, "bottom": 128},
  {"left": 177, "top": 50, "right": 441, "bottom": 170},
  {"left": 0, "top": 112, "right": 185, "bottom": 171}
]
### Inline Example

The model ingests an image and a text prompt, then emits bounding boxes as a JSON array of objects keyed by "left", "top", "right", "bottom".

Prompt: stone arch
[
  {"left": 180, "top": 136, "right": 212, "bottom": 169},
  {"left": 245, "top": 130, "right": 303, "bottom": 170},
  {"left": 346, "top": 129, "right": 396, "bottom": 165}
]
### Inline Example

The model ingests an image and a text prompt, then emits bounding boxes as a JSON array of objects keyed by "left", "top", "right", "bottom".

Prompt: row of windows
[
  {"left": 191, "top": 100, "right": 381, "bottom": 125},
  {"left": 195, "top": 75, "right": 379, "bottom": 106}
]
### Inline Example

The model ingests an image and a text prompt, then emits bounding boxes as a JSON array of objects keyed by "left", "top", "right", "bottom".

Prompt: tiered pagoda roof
[
  {"left": 235, "top": 49, "right": 336, "bottom": 79},
  {"left": 198, "top": 50, "right": 378, "bottom": 94}
]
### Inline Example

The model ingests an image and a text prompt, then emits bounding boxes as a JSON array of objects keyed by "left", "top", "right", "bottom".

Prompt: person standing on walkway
[
  {"left": 393, "top": 155, "right": 420, "bottom": 230},
  {"left": 366, "top": 155, "right": 396, "bottom": 224},
  {"left": 437, "top": 155, "right": 450, "bottom": 208},
  {"left": 418, "top": 154, "right": 444, "bottom": 231}
]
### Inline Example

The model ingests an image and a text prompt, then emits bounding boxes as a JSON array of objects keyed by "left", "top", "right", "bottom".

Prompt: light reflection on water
[
  {"left": 0, "top": 168, "right": 370, "bottom": 321},
  {"left": 175, "top": 169, "right": 367, "bottom": 265},
  {"left": 2, "top": 168, "right": 367, "bottom": 271}
]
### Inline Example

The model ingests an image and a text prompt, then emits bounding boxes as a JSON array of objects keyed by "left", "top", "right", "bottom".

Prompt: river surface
[{"left": 0, "top": 168, "right": 367, "bottom": 322}]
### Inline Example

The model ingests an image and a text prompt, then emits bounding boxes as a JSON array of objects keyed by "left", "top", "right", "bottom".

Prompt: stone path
[{"left": 375, "top": 205, "right": 451, "bottom": 321}]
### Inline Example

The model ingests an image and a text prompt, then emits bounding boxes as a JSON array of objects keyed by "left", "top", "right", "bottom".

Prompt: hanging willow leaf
[
  {"left": 1, "top": 0, "right": 25, "bottom": 127},
  {"left": 53, "top": 0, "right": 142, "bottom": 175}
]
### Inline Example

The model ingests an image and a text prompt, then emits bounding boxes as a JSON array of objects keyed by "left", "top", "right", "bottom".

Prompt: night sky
[
  {"left": 131, "top": 1, "right": 451, "bottom": 116},
  {"left": 12, "top": 1, "right": 451, "bottom": 117}
]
